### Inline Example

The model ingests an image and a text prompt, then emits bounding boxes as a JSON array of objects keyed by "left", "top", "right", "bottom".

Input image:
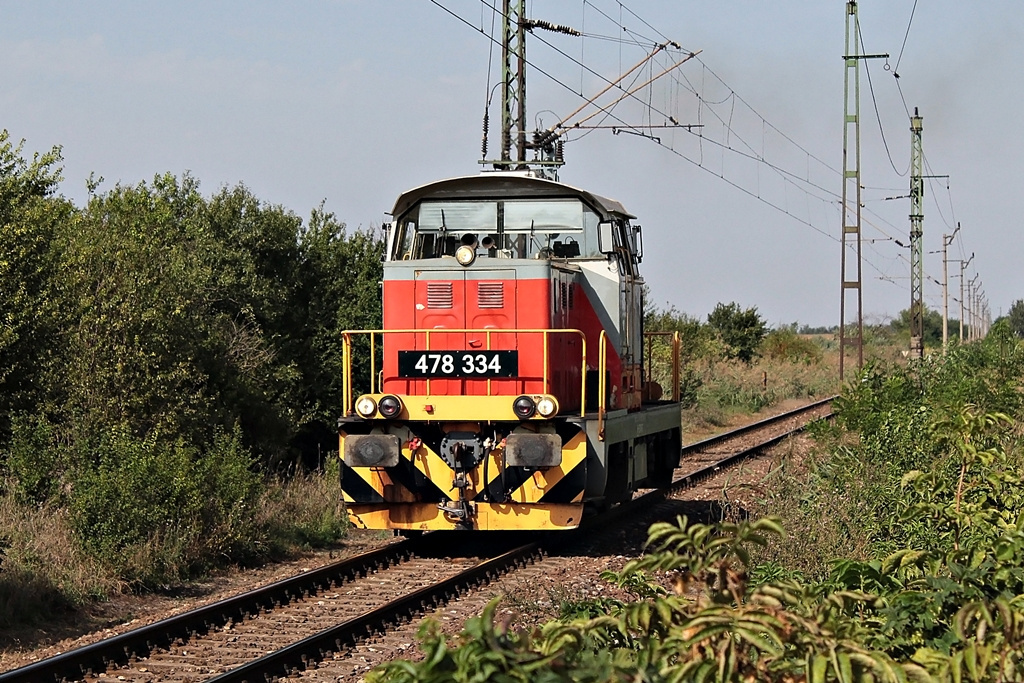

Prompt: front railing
[
  {"left": 340, "top": 328, "right": 589, "bottom": 418},
  {"left": 643, "top": 331, "right": 682, "bottom": 402}
]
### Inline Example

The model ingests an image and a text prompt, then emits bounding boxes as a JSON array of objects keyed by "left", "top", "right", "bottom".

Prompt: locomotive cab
[{"left": 339, "top": 172, "right": 682, "bottom": 531}]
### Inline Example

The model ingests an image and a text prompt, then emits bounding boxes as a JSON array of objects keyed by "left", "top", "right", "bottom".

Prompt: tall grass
[
  {"left": 685, "top": 351, "right": 839, "bottom": 430},
  {"left": 753, "top": 321, "right": 1024, "bottom": 579},
  {"left": 0, "top": 459, "right": 347, "bottom": 631},
  {"left": 0, "top": 496, "right": 118, "bottom": 630}
]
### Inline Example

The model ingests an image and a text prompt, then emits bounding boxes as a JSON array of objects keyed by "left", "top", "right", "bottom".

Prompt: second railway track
[{"left": 1, "top": 396, "right": 834, "bottom": 683}]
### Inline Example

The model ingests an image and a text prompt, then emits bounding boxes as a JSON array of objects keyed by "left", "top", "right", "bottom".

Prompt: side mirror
[
  {"left": 598, "top": 221, "right": 615, "bottom": 254},
  {"left": 633, "top": 224, "right": 643, "bottom": 263}
]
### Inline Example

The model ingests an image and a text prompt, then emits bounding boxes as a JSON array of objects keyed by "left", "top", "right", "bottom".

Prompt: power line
[
  {"left": 524, "top": 2, "right": 856, "bottom": 222},
  {"left": 585, "top": 0, "right": 922, "bottom": 250},
  {"left": 431, "top": 0, "right": 914, "bottom": 281},
  {"left": 858, "top": 23, "right": 907, "bottom": 176},
  {"left": 893, "top": 0, "right": 920, "bottom": 75},
  {"left": 430, "top": 0, "right": 651, "bottom": 141}
]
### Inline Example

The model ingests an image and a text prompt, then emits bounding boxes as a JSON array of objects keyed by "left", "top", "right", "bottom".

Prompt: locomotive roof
[{"left": 390, "top": 172, "right": 635, "bottom": 222}]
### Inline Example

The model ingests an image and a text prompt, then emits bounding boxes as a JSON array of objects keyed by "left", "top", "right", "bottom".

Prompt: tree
[
  {"left": 55, "top": 174, "right": 316, "bottom": 463},
  {"left": 891, "top": 306, "right": 954, "bottom": 347},
  {"left": 706, "top": 302, "right": 767, "bottom": 363},
  {"left": 297, "top": 206, "right": 383, "bottom": 439},
  {"left": 1007, "top": 299, "right": 1024, "bottom": 338},
  {"left": 0, "top": 131, "right": 72, "bottom": 444}
]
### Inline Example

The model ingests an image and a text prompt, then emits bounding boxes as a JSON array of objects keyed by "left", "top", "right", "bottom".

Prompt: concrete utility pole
[
  {"left": 839, "top": 1, "right": 888, "bottom": 379},
  {"left": 959, "top": 253, "right": 973, "bottom": 342},
  {"left": 908, "top": 108, "right": 925, "bottom": 358},
  {"left": 967, "top": 275, "right": 979, "bottom": 341},
  {"left": 941, "top": 223, "right": 959, "bottom": 353},
  {"left": 975, "top": 286, "right": 985, "bottom": 340},
  {"left": 966, "top": 279, "right": 973, "bottom": 341}
]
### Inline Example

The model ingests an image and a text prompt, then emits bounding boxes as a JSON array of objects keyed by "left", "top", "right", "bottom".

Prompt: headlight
[
  {"left": 355, "top": 396, "right": 377, "bottom": 418},
  {"left": 536, "top": 396, "right": 558, "bottom": 417},
  {"left": 513, "top": 395, "right": 536, "bottom": 419},
  {"left": 455, "top": 245, "right": 476, "bottom": 266},
  {"left": 378, "top": 395, "right": 403, "bottom": 418}
]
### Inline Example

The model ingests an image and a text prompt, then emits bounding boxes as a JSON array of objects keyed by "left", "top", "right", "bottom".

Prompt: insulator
[
  {"left": 481, "top": 112, "right": 489, "bottom": 157},
  {"left": 556, "top": 140, "right": 564, "bottom": 163}
]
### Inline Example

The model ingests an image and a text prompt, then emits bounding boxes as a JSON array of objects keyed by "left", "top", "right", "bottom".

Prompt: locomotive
[{"left": 338, "top": 171, "right": 684, "bottom": 531}]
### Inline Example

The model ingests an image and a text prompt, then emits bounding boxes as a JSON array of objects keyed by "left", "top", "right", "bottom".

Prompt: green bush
[
  {"left": 376, "top": 423, "right": 1024, "bottom": 681},
  {"left": 68, "top": 426, "right": 263, "bottom": 585},
  {"left": 707, "top": 301, "right": 767, "bottom": 363},
  {"left": 0, "top": 132, "right": 71, "bottom": 445},
  {"left": 759, "top": 323, "right": 1024, "bottom": 576},
  {"left": 4, "top": 414, "right": 65, "bottom": 505},
  {"left": 368, "top": 331, "right": 1024, "bottom": 681},
  {"left": 1006, "top": 299, "right": 1024, "bottom": 339},
  {"left": 761, "top": 328, "right": 823, "bottom": 364},
  {"left": 369, "top": 516, "right": 933, "bottom": 682},
  {"left": 0, "top": 136, "right": 369, "bottom": 625},
  {"left": 643, "top": 305, "right": 717, "bottom": 408}
]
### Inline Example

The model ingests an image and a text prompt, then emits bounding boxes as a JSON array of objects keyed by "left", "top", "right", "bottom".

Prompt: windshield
[{"left": 390, "top": 198, "right": 604, "bottom": 261}]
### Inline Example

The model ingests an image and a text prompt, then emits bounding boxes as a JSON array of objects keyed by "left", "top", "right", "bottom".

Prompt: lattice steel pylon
[
  {"left": 498, "top": 0, "right": 527, "bottom": 169},
  {"left": 909, "top": 109, "right": 924, "bottom": 358},
  {"left": 839, "top": 1, "right": 864, "bottom": 380}
]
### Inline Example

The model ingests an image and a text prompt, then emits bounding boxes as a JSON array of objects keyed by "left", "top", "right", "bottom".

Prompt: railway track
[
  {"left": 1, "top": 397, "right": 833, "bottom": 683},
  {"left": 674, "top": 395, "right": 834, "bottom": 487}
]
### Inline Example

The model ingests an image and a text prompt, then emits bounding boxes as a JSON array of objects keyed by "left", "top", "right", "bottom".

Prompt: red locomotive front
[{"left": 338, "top": 172, "right": 682, "bottom": 531}]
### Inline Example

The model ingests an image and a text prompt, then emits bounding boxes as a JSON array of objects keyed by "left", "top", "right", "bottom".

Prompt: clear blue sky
[{"left": 2, "top": 1, "right": 1019, "bottom": 327}]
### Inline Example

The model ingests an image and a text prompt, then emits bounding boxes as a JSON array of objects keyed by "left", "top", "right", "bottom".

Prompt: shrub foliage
[
  {"left": 0, "top": 134, "right": 373, "bottom": 594},
  {"left": 373, "top": 323, "right": 1024, "bottom": 681},
  {"left": 707, "top": 301, "right": 767, "bottom": 363}
]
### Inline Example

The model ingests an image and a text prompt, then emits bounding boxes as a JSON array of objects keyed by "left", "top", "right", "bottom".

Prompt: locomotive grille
[
  {"left": 426, "top": 282, "right": 453, "bottom": 309},
  {"left": 477, "top": 282, "right": 504, "bottom": 309}
]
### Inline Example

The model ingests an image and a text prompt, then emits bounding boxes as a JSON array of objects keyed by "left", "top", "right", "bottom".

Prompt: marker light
[
  {"left": 536, "top": 396, "right": 558, "bottom": 418},
  {"left": 355, "top": 396, "right": 377, "bottom": 418},
  {"left": 513, "top": 395, "right": 536, "bottom": 419},
  {"left": 455, "top": 245, "right": 477, "bottom": 266},
  {"left": 378, "top": 395, "right": 403, "bottom": 418}
]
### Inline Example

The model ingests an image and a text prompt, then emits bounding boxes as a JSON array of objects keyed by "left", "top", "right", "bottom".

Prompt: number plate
[{"left": 398, "top": 351, "right": 518, "bottom": 378}]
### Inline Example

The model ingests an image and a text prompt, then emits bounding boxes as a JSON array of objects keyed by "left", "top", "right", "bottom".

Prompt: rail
[
  {"left": 681, "top": 395, "right": 836, "bottom": 455},
  {"left": 598, "top": 330, "right": 607, "bottom": 439},
  {"left": 341, "top": 328, "right": 589, "bottom": 418},
  {"left": 597, "top": 330, "right": 681, "bottom": 440},
  {"left": 0, "top": 539, "right": 422, "bottom": 683}
]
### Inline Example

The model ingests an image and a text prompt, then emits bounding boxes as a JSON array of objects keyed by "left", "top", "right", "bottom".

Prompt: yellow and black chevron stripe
[
  {"left": 340, "top": 421, "right": 587, "bottom": 508},
  {"left": 474, "top": 422, "right": 586, "bottom": 504},
  {"left": 340, "top": 433, "right": 449, "bottom": 504}
]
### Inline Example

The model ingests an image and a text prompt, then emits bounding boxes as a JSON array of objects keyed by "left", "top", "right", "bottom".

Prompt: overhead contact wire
[{"left": 435, "top": 0, "right": 907, "bottom": 277}]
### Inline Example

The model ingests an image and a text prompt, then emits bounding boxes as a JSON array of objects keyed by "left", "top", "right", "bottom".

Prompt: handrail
[
  {"left": 598, "top": 330, "right": 608, "bottom": 440},
  {"left": 643, "top": 331, "right": 682, "bottom": 402},
  {"left": 341, "top": 328, "right": 588, "bottom": 418}
]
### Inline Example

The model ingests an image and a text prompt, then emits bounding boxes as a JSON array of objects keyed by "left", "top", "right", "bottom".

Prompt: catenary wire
[
  {"left": 434, "top": 0, "right": 925, "bottom": 281},
  {"left": 858, "top": 23, "right": 908, "bottom": 177},
  {"left": 893, "top": 0, "right": 919, "bottom": 75}
]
